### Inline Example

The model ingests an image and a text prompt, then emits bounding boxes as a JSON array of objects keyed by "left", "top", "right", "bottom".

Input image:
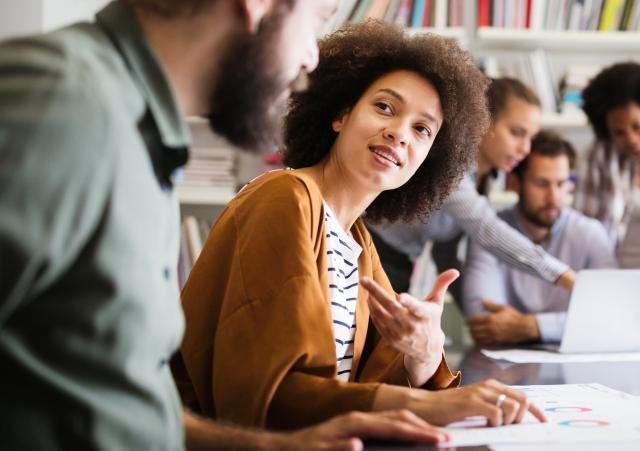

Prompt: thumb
[
  {"left": 425, "top": 269, "right": 459, "bottom": 305},
  {"left": 482, "top": 299, "right": 505, "bottom": 312}
]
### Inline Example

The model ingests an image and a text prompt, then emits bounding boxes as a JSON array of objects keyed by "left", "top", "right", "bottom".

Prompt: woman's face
[
  {"left": 330, "top": 70, "right": 443, "bottom": 193},
  {"left": 606, "top": 102, "right": 640, "bottom": 159},
  {"left": 480, "top": 96, "right": 542, "bottom": 173}
]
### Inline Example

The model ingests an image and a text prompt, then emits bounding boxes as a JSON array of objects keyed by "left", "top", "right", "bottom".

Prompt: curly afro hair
[
  {"left": 283, "top": 20, "right": 489, "bottom": 224},
  {"left": 582, "top": 62, "right": 640, "bottom": 141}
]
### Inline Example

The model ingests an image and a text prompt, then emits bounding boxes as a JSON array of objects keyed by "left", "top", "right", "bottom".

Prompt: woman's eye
[
  {"left": 415, "top": 124, "right": 431, "bottom": 137},
  {"left": 375, "top": 102, "right": 392, "bottom": 113}
]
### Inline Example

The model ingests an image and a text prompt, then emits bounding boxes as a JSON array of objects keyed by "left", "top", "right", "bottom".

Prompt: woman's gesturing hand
[{"left": 361, "top": 269, "right": 459, "bottom": 386}]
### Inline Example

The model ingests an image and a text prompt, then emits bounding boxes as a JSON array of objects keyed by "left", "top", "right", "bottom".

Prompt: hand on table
[
  {"left": 466, "top": 300, "right": 540, "bottom": 346},
  {"left": 285, "top": 410, "right": 448, "bottom": 451},
  {"left": 375, "top": 378, "right": 547, "bottom": 428}
]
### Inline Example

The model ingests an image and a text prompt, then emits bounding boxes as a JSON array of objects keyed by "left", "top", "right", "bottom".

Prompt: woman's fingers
[
  {"left": 459, "top": 380, "right": 546, "bottom": 426},
  {"left": 425, "top": 269, "right": 460, "bottom": 304},
  {"left": 360, "top": 277, "right": 403, "bottom": 314}
]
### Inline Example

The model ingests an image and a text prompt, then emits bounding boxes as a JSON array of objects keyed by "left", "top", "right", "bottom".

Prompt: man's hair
[
  {"left": 582, "top": 62, "right": 640, "bottom": 141},
  {"left": 283, "top": 20, "right": 490, "bottom": 224},
  {"left": 125, "top": 0, "right": 295, "bottom": 17},
  {"left": 125, "top": 0, "right": 214, "bottom": 16},
  {"left": 487, "top": 77, "right": 541, "bottom": 121},
  {"left": 511, "top": 130, "right": 576, "bottom": 179}
]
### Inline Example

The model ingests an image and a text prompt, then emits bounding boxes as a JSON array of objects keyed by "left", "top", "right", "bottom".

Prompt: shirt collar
[
  {"left": 509, "top": 206, "right": 569, "bottom": 244},
  {"left": 96, "top": 1, "right": 191, "bottom": 150}
]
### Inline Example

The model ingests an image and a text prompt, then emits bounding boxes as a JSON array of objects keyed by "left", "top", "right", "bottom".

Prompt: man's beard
[
  {"left": 519, "top": 201, "right": 560, "bottom": 229},
  {"left": 207, "top": 14, "right": 295, "bottom": 153}
]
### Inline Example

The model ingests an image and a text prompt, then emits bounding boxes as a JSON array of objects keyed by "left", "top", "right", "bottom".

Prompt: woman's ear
[
  {"left": 332, "top": 118, "right": 343, "bottom": 132},
  {"left": 332, "top": 109, "right": 350, "bottom": 132}
]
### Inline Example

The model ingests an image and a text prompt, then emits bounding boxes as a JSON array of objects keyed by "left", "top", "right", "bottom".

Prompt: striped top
[{"left": 323, "top": 202, "right": 362, "bottom": 381}]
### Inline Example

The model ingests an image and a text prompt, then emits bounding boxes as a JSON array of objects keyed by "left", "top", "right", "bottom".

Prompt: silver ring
[{"left": 495, "top": 393, "right": 507, "bottom": 408}]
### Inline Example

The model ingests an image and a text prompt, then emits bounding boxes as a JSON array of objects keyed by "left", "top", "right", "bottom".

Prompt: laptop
[{"left": 545, "top": 269, "right": 640, "bottom": 353}]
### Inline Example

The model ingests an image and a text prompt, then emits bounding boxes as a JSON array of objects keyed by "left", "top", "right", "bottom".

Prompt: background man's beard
[
  {"left": 208, "top": 73, "right": 287, "bottom": 152},
  {"left": 520, "top": 203, "right": 558, "bottom": 229}
]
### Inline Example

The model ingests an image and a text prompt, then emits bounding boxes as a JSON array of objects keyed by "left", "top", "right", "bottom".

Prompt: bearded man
[
  {"left": 0, "top": 1, "right": 444, "bottom": 449},
  {"left": 463, "top": 130, "right": 616, "bottom": 346}
]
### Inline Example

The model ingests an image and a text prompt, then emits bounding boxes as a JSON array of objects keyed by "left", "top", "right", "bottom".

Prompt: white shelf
[
  {"left": 475, "top": 28, "right": 640, "bottom": 50},
  {"left": 541, "top": 112, "right": 587, "bottom": 128},
  {"left": 176, "top": 184, "right": 235, "bottom": 206},
  {"left": 410, "top": 27, "right": 467, "bottom": 41}
]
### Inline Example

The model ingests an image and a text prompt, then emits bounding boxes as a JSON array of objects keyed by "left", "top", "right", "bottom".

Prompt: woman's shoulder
[
  {"left": 237, "top": 169, "right": 318, "bottom": 197},
  {"left": 228, "top": 169, "right": 324, "bottom": 217}
]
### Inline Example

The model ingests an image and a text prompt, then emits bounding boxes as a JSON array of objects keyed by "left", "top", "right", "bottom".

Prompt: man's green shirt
[{"left": 0, "top": 2, "right": 190, "bottom": 449}]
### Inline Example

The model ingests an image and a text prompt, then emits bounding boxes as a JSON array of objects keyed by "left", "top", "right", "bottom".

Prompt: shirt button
[{"left": 163, "top": 266, "right": 171, "bottom": 280}]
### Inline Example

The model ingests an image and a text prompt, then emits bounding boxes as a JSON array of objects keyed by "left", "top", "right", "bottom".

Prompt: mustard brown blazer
[{"left": 173, "top": 170, "right": 460, "bottom": 429}]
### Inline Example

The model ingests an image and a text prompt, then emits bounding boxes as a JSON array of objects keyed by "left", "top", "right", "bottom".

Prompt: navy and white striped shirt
[{"left": 323, "top": 202, "right": 362, "bottom": 381}]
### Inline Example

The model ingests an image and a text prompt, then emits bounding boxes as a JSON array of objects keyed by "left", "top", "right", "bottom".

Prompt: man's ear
[{"left": 240, "top": 0, "right": 273, "bottom": 33}]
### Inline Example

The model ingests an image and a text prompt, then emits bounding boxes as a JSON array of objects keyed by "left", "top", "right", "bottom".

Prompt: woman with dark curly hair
[
  {"left": 174, "top": 21, "right": 545, "bottom": 431},
  {"left": 574, "top": 62, "right": 640, "bottom": 260},
  {"left": 369, "top": 77, "right": 578, "bottom": 303}
]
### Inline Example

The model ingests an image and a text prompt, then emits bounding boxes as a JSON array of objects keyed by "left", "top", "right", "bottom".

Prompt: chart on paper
[{"left": 442, "top": 384, "right": 640, "bottom": 447}]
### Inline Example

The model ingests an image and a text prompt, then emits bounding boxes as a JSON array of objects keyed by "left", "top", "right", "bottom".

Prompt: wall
[{"left": 0, "top": 0, "right": 109, "bottom": 40}]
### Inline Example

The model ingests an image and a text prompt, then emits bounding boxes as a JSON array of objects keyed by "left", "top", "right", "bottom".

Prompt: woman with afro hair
[
  {"left": 574, "top": 62, "right": 640, "bottom": 253},
  {"left": 174, "top": 21, "right": 546, "bottom": 431}
]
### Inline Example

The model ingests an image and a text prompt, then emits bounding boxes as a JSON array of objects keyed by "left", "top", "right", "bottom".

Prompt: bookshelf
[
  {"left": 330, "top": 1, "right": 640, "bottom": 132},
  {"left": 176, "top": 184, "right": 235, "bottom": 206},
  {"left": 474, "top": 28, "right": 640, "bottom": 51}
]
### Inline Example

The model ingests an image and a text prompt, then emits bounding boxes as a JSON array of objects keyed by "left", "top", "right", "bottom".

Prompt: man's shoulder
[
  {"left": 0, "top": 25, "right": 138, "bottom": 164},
  {"left": 564, "top": 207, "right": 609, "bottom": 235},
  {"left": 496, "top": 206, "right": 518, "bottom": 225},
  {"left": 0, "top": 24, "right": 134, "bottom": 115},
  {"left": 1, "top": 24, "right": 122, "bottom": 81}
]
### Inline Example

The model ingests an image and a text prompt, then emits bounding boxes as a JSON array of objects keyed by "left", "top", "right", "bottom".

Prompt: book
[
  {"left": 350, "top": 0, "right": 373, "bottom": 22},
  {"left": 394, "top": 0, "right": 414, "bottom": 25},
  {"left": 493, "top": 0, "right": 505, "bottom": 27},
  {"left": 422, "top": 0, "right": 433, "bottom": 26},
  {"left": 478, "top": 0, "right": 491, "bottom": 26},
  {"left": 599, "top": 0, "right": 626, "bottom": 30},
  {"left": 448, "top": 0, "right": 464, "bottom": 27},
  {"left": 320, "top": 0, "right": 358, "bottom": 34},
  {"left": 383, "top": 0, "right": 403, "bottom": 22},
  {"left": 529, "top": 0, "right": 546, "bottom": 29},
  {"left": 568, "top": 0, "right": 585, "bottom": 30},
  {"left": 365, "top": 0, "right": 392, "bottom": 20},
  {"left": 410, "top": 0, "right": 426, "bottom": 27},
  {"left": 433, "top": 0, "right": 448, "bottom": 27}
]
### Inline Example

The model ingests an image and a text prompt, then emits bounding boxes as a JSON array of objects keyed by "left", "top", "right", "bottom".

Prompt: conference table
[{"left": 366, "top": 346, "right": 640, "bottom": 450}]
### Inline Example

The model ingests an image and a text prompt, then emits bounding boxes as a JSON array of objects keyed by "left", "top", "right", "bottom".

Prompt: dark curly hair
[
  {"left": 283, "top": 20, "right": 489, "bottom": 224},
  {"left": 582, "top": 62, "right": 640, "bottom": 141}
]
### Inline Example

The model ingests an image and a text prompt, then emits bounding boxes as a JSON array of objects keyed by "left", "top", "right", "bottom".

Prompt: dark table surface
[{"left": 365, "top": 346, "right": 640, "bottom": 450}]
